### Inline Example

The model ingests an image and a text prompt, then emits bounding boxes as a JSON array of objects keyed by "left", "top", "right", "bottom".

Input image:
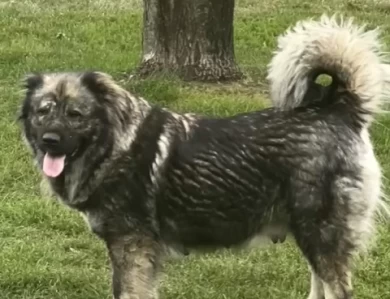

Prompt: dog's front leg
[{"left": 107, "top": 235, "right": 160, "bottom": 299}]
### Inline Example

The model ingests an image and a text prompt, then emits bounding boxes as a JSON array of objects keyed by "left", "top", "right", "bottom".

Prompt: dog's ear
[
  {"left": 81, "top": 71, "right": 118, "bottom": 96},
  {"left": 22, "top": 73, "right": 43, "bottom": 91},
  {"left": 17, "top": 99, "right": 29, "bottom": 122},
  {"left": 81, "top": 71, "right": 131, "bottom": 128},
  {"left": 18, "top": 73, "right": 43, "bottom": 122}
]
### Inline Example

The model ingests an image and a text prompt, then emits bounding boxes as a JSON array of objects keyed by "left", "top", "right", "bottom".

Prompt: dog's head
[{"left": 19, "top": 71, "right": 128, "bottom": 179}]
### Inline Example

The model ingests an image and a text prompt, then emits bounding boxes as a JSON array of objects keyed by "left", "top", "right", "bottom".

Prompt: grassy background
[{"left": 1, "top": 0, "right": 390, "bottom": 298}]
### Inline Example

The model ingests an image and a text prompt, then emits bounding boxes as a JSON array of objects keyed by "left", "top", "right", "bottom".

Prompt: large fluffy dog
[{"left": 19, "top": 15, "right": 390, "bottom": 299}]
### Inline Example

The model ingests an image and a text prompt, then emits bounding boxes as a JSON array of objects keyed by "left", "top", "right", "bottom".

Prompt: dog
[{"left": 18, "top": 15, "right": 390, "bottom": 299}]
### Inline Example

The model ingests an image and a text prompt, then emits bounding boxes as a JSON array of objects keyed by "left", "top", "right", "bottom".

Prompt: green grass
[{"left": 1, "top": 0, "right": 390, "bottom": 298}]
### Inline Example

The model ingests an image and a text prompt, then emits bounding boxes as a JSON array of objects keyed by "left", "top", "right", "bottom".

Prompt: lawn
[{"left": 1, "top": 0, "right": 390, "bottom": 298}]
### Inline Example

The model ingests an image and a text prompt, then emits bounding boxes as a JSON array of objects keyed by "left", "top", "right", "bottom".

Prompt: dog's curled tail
[{"left": 267, "top": 14, "right": 390, "bottom": 125}]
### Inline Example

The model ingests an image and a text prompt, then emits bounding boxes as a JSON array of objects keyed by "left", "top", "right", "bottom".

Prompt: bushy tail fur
[{"left": 267, "top": 14, "right": 390, "bottom": 126}]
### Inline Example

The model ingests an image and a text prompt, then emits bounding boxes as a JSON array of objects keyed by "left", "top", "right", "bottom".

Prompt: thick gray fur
[{"left": 19, "top": 15, "right": 390, "bottom": 299}]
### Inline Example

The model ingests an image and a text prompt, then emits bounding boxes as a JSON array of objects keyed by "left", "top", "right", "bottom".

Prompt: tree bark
[{"left": 139, "top": 0, "right": 243, "bottom": 82}]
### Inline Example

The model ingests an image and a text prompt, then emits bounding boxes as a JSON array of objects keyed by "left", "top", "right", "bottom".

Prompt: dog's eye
[
  {"left": 37, "top": 106, "right": 50, "bottom": 116},
  {"left": 67, "top": 110, "right": 83, "bottom": 118}
]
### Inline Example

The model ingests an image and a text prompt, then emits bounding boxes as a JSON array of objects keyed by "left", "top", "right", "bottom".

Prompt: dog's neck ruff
[{"left": 112, "top": 95, "right": 152, "bottom": 155}]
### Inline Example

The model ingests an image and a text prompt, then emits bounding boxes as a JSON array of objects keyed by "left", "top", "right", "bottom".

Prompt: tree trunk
[{"left": 139, "top": 0, "right": 243, "bottom": 82}]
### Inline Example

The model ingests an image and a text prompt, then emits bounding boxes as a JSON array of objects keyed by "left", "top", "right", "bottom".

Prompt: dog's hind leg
[
  {"left": 312, "top": 261, "right": 352, "bottom": 299},
  {"left": 106, "top": 234, "right": 160, "bottom": 299},
  {"left": 294, "top": 224, "right": 354, "bottom": 299},
  {"left": 291, "top": 184, "right": 359, "bottom": 299},
  {"left": 291, "top": 153, "right": 381, "bottom": 299},
  {"left": 307, "top": 266, "right": 324, "bottom": 299}
]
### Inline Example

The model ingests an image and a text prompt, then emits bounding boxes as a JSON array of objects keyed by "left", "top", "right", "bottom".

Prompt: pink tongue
[{"left": 43, "top": 153, "right": 66, "bottom": 178}]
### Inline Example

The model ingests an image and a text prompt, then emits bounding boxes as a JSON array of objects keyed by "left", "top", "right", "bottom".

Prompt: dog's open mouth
[{"left": 43, "top": 153, "right": 66, "bottom": 178}]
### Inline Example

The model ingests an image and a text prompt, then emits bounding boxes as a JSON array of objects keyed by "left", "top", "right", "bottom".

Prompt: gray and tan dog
[{"left": 19, "top": 15, "right": 390, "bottom": 299}]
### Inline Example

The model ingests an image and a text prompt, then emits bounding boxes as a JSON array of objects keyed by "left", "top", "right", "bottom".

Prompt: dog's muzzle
[{"left": 39, "top": 130, "right": 79, "bottom": 156}]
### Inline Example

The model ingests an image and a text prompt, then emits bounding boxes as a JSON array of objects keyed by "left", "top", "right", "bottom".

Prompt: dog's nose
[{"left": 42, "top": 132, "right": 61, "bottom": 145}]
